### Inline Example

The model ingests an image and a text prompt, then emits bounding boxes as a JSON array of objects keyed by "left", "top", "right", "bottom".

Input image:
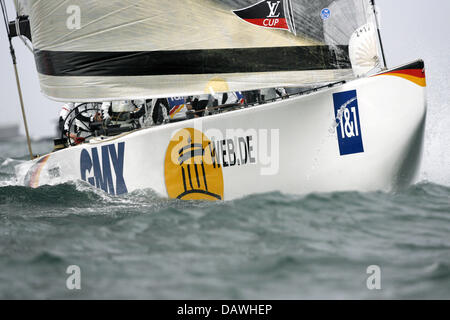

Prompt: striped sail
[{"left": 23, "top": 0, "right": 379, "bottom": 102}]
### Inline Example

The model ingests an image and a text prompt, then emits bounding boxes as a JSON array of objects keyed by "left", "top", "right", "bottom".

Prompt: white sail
[
  {"left": 25, "top": 0, "right": 381, "bottom": 101},
  {"left": 348, "top": 23, "right": 380, "bottom": 77}
]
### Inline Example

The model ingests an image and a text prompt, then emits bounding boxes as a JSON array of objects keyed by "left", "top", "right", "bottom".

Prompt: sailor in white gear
[
  {"left": 102, "top": 100, "right": 150, "bottom": 127},
  {"left": 101, "top": 101, "right": 135, "bottom": 119},
  {"left": 214, "top": 92, "right": 241, "bottom": 106},
  {"left": 150, "top": 98, "right": 171, "bottom": 124},
  {"left": 275, "top": 87, "right": 287, "bottom": 98},
  {"left": 58, "top": 102, "right": 75, "bottom": 136},
  {"left": 101, "top": 101, "right": 112, "bottom": 122},
  {"left": 260, "top": 87, "right": 288, "bottom": 101},
  {"left": 113, "top": 100, "right": 137, "bottom": 113}
]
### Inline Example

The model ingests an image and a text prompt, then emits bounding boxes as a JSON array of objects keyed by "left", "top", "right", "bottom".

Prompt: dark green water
[{"left": 0, "top": 139, "right": 449, "bottom": 299}]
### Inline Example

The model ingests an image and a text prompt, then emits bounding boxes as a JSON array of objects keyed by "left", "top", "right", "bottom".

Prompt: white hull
[{"left": 17, "top": 61, "right": 427, "bottom": 200}]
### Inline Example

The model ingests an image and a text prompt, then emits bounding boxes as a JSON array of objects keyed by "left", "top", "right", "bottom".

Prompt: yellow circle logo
[{"left": 164, "top": 128, "right": 224, "bottom": 201}]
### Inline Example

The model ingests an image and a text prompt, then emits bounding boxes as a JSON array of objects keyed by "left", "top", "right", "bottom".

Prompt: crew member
[
  {"left": 58, "top": 102, "right": 76, "bottom": 137},
  {"left": 167, "top": 97, "right": 188, "bottom": 120},
  {"left": 102, "top": 100, "right": 150, "bottom": 126},
  {"left": 151, "top": 98, "right": 171, "bottom": 125},
  {"left": 260, "top": 87, "right": 288, "bottom": 102},
  {"left": 189, "top": 94, "right": 210, "bottom": 117},
  {"left": 214, "top": 91, "right": 246, "bottom": 106}
]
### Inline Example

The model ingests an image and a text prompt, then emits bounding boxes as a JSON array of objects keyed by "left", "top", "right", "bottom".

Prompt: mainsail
[{"left": 23, "top": 0, "right": 381, "bottom": 102}]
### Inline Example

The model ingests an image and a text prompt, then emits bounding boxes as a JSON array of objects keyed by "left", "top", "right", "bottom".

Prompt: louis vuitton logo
[{"left": 267, "top": 1, "right": 281, "bottom": 18}]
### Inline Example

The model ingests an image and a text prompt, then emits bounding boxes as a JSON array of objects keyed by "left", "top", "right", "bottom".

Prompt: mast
[
  {"left": 370, "top": 0, "right": 387, "bottom": 68},
  {"left": 1, "top": 0, "right": 34, "bottom": 159}
]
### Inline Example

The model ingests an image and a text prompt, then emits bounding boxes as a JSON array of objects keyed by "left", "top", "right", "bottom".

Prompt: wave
[
  {"left": 1, "top": 180, "right": 447, "bottom": 218},
  {"left": 0, "top": 180, "right": 448, "bottom": 299},
  {"left": 0, "top": 182, "right": 104, "bottom": 208},
  {"left": 0, "top": 178, "right": 448, "bottom": 204}
]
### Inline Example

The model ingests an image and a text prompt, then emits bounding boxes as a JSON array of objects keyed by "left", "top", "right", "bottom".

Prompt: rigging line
[
  {"left": 370, "top": 0, "right": 387, "bottom": 68},
  {"left": 1, "top": 0, "right": 34, "bottom": 160},
  {"left": 12, "top": 0, "right": 33, "bottom": 53},
  {"left": 7, "top": 0, "right": 33, "bottom": 53},
  {"left": 1, "top": 0, "right": 10, "bottom": 37},
  {"left": 2, "top": 0, "right": 33, "bottom": 53}
]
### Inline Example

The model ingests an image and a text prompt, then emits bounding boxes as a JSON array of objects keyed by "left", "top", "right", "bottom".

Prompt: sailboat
[{"left": 6, "top": 0, "right": 426, "bottom": 200}]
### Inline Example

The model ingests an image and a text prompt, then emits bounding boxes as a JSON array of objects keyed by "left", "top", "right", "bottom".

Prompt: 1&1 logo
[
  {"left": 164, "top": 128, "right": 224, "bottom": 201},
  {"left": 333, "top": 90, "right": 365, "bottom": 156}
]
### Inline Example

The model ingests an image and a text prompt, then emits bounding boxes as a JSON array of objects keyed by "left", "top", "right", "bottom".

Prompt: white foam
[{"left": 418, "top": 51, "right": 450, "bottom": 186}]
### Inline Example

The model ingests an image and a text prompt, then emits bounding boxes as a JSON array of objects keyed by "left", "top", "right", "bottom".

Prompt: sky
[{"left": 0, "top": 0, "right": 449, "bottom": 182}]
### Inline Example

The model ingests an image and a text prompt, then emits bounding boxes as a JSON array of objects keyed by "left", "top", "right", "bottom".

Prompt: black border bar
[{"left": 1, "top": 300, "right": 447, "bottom": 318}]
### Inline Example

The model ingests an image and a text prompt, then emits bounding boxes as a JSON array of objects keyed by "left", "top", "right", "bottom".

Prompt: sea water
[{"left": 0, "top": 137, "right": 449, "bottom": 299}]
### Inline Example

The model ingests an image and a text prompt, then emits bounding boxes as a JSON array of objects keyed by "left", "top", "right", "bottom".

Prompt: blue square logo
[{"left": 333, "top": 90, "right": 364, "bottom": 156}]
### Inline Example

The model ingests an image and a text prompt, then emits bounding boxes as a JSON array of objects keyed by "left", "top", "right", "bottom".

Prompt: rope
[
  {"left": 1, "top": 0, "right": 34, "bottom": 159},
  {"left": 1, "top": 0, "right": 10, "bottom": 38}
]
